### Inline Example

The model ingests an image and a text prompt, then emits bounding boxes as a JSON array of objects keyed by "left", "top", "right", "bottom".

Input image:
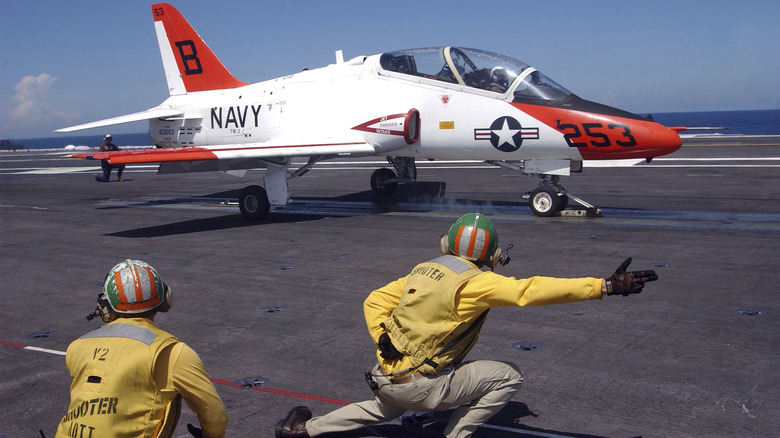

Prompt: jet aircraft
[{"left": 60, "top": 3, "right": 683, "bottom": 219}]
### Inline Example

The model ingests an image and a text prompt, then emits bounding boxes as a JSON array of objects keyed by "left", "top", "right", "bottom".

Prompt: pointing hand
[{"left": 605, "top": 257, "right": 658, "bottom": 296}]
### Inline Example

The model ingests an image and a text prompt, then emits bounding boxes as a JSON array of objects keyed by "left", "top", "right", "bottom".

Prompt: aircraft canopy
[{"left": 379, "top": 47, "right": 573, "bottom": 103}]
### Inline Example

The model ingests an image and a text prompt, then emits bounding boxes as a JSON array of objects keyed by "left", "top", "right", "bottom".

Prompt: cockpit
[{"left": 379, "top": 46, "right": 574, "bottom": 104}]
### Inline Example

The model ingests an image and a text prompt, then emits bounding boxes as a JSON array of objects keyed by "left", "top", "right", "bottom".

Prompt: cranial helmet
[
  {"left": 441, "top": 213, "right": 501, "bottom": 267},
  {"left": 103, "top": 259, "right": 171, "bottom": 315}
]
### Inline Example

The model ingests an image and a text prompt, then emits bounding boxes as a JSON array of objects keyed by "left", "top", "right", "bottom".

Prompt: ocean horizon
[{"left": 4, "top": 108, "right": 779, "bottom": 150}]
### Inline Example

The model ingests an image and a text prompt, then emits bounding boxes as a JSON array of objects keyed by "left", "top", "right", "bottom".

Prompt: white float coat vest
[
  {"left": 380, "top": 255, "right": 487, "bottom": 375},
  {"left": 55, "top": 319, "right": 180, "bottom": 438}
]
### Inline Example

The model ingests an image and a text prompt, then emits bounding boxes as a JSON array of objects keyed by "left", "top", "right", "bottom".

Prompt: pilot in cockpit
[{"left": 489, "top": 67, "right": 510, "bottom": 93}]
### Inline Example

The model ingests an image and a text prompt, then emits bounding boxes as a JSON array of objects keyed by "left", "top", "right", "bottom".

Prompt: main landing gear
[
  {"left": 370, "top": 157, "right": 417, "bottom": 197},
  {"left": 237, "top": 156, "right": 332, "bottom": 221},
  {"left": 238, "top": 185, "right": 270, "bottom": 220}
]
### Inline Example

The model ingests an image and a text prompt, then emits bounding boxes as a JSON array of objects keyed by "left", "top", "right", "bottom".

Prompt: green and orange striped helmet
[
  {"left": 103, "top": 259, "right": 167, "bottom": 314},
  {"left": 446, "top": 213, "right": 498, "bottom": 263}
]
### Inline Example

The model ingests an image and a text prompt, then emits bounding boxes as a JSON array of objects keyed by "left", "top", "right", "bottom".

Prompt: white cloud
[
  {"left": 1, "top": 73, "right": 81, "bottom": 136},
  {"left": 8, "top": 73, "right": 56, "bottom": 128}
]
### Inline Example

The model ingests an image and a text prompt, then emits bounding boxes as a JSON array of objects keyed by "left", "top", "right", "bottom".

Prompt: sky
[{"left": 1, "top": 0, "right": 778, "bottom": 139}]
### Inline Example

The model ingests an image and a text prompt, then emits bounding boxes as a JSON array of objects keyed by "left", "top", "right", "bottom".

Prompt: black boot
[{"left": 275, "top": 406, "right": 312, "bottom": 438}]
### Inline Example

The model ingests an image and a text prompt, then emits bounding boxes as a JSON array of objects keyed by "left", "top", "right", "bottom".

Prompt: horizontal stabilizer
[{"left": 55, "top": 108, "right": 184, "bottom": 133}]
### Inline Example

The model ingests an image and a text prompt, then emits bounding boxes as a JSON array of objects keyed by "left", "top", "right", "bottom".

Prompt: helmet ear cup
[
  {"left": 158, "top": 284, "right": 172, "bottom": 313},
  {"left": 440, "top": 235, "right": 450, "bottom": 256},
  {"left": 486, "top": 247, "right": 502, "bottom": 269},
  {"left": 96, "top": 293, "right": 118, "bottom": 323}
]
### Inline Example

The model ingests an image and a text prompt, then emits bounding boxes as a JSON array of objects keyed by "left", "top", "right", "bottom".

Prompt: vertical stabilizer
[{"left": 152, "top": 3, "right": 248, "bottom": 95}]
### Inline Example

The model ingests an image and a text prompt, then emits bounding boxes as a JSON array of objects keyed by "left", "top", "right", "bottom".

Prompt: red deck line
[{"left": 2, "top": 340, "right": 351, "bottom": 406}]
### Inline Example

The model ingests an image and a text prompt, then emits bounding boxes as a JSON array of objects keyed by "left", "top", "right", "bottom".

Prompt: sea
[{"left": 3, "top": 109, "right": 779, "bottom": 151}]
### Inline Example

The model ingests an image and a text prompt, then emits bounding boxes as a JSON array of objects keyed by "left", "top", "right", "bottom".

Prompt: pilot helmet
[
  {"left": 441, "top": 213, "right": 499, "bottom": 264},
  {"left": 103, "top": 259, "right": 171, "bottom": 315}
]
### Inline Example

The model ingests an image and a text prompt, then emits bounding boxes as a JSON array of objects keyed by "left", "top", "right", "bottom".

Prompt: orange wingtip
[
  {"left": 111, "top": 148, "right": 218, "bottom": 164},
  {"left": 73, "top": 148, "right": 218, "bottom": 164}
]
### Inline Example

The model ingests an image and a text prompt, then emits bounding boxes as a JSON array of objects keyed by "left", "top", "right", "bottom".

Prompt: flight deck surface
[{"left": 1, "top": 136, "right": 778, "bottom": 437}]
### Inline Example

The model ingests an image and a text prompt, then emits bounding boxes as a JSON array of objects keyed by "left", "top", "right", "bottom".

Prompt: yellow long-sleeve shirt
[
  {"left": 156, "top": 339, "right": 228, "bottom": 438},
  {"left": 56, "top": 318, "right": 227, "bottom": 438},
  {"left": 364, "top": 260, "right": 604, "bottom": 375}
]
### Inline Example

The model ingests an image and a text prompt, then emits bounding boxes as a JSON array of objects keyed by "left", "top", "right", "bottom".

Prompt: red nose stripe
[{"left": 511, "top": 102, "right": 681, "bottom": 160}]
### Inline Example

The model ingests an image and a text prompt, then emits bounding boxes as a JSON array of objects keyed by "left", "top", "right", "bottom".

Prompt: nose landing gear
[{"left": 524, "top": 175, "right": 600, "bottom": 217}]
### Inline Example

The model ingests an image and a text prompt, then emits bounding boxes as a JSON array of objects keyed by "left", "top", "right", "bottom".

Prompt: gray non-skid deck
[{"left": 1, "top": 136, "right": 778, "bottom": 437}]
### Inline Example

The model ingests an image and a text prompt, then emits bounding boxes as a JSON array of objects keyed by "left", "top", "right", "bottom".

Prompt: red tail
[{"left": 152, "top": 3, "right": 248, "bottom": 93}]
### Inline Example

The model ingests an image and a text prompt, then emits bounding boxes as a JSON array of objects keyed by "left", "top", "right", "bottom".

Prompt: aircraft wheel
[
  {"left": 529, "top": 187, "right": 560, "bottom": 217},
  {"left": 239, "top": 185, "right": 270, "bottom": 220},
  {"left": 371, "top": 168, "right": 398, "bottom": 197}
]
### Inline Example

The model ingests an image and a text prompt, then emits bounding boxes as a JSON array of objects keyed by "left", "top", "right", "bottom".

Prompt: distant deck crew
[
  {"left": 55, "top": 259, "right": 228, "bottom": 438},
  {"left": 93, "top": 134, "right": 125, "bottom": 182},
  {"left": 275, "top": 213, "right": 658, "bottom": 438}
]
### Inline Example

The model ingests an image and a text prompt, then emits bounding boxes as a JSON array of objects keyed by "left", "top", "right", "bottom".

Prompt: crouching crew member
[
  {"left": 55, "top": 259, "right": 227, "bottom": 438},
  {"left": 93, "top": 134, "right": 125, "bottom": 182},
  {"left": 275, "top": 213, "right": 658, "bottom": 438}
]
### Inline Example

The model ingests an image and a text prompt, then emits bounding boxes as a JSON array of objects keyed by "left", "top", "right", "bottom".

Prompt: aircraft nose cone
[
  {"left": 651, "top": 124, "right": 683, "bottom": 157},
  {"left": 574, "top": 119, "right": 683, "bottom": 161}
]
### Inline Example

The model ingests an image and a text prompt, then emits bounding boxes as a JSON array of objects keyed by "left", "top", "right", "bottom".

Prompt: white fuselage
[{"left": 148, "top": 54, "right": 579, "bottom": 162}]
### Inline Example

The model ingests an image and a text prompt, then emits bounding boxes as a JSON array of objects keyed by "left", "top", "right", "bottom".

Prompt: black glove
[
  {"left": 187, "top": 423, "right": 203, "bottom": 438},
  {"left": 378, "top": 333, "right": 404, "bottom": 360},
  {"left": 605, "top": 257, "right": 658, "bottom": 296}
]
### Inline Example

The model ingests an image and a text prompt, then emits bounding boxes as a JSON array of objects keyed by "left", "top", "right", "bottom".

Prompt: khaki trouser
[{"left": 306, "top": 360, "right": 523, "bottom": 438}]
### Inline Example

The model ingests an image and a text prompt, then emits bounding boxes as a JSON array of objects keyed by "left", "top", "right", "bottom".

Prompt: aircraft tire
[
  {"left": 239, "top": 185, "right": 270, "bottom": 220},
  {"left": 371, "top": 168, "right": 398, "bottom": 197},
  {"left": 529, "top": 186, "right": 560, "bottom": 217}
]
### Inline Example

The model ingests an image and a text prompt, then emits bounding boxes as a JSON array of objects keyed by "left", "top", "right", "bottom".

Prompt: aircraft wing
[
  {"left": 55, "top": 108, "right": 185, "bottom": 132},
  {"left": 71, "top": 139, "right": 377, "bottom": 165}
]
